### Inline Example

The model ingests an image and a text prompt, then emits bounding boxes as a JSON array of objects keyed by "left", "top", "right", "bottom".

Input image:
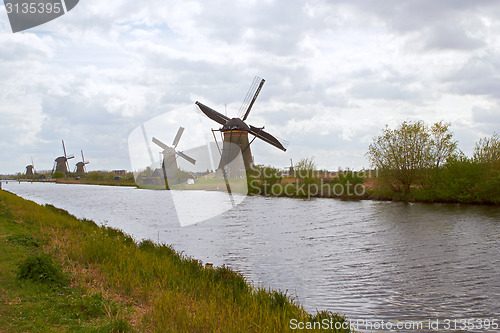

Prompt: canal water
[{"left": 3, "top": 182, "right": 499, "bottom": 331}]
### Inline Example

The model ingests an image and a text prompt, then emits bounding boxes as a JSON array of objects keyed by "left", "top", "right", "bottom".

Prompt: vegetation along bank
[{"left": 250, "top": 121, "right": 500, "bottom": 205}]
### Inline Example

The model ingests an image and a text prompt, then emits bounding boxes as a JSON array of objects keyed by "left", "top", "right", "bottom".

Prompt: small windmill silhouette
[
  {"left": 152, "top": 127, "right": 196, "bottom": 189},
  {"left": 52, "top": 140, "right": 74, "bottom": 175}
]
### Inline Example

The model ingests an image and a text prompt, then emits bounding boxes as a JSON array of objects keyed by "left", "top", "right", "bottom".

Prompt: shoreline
[{"left": 6, "top": 178, "right": 499, "bottom": 206}]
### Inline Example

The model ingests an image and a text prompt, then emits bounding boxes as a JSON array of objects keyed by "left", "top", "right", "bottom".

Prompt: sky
[{"left": 1, "top": 0, "right": 500, "bottom": 174}]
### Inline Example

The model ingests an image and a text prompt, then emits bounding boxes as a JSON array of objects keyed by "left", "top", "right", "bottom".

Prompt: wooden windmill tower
[
  {"left": 52, "top": 140, "right": 74, "bottom": 175},
  {"left": 25, "top": 157, "right": 35, "bottom": 175},
  {"left": 75, "top": 150, "right": 89, "bottom": 174},
  {"left": 195, "top": 77, "right": 287, "bottom": 176}
]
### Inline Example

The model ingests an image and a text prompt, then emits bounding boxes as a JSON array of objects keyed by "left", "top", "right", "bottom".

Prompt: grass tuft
[
  {"left": 137, "top": 239, "right": 156, "bottom": 251},
  {"left": 96, "top": 317, "right": 133, "bottom": 333},
  {"left": 6, "top": 234, "right": 42, "bottom": 247},
  {"left": 17, "top": 253, "right": 67, "bottom": 287}
]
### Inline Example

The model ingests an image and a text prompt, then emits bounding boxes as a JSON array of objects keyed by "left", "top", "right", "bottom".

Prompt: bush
[
  {"left": 247, "top": 165, "right": 282, "bottom": 195},
  {"left": 18, "top": 254, "right": 67, "bottom": 286},
  {"left": 52, "top": 171, "right": 64, "bottom": 179},
  {"left": 138, "top": 239, "right": 156, "bottom": 251}
]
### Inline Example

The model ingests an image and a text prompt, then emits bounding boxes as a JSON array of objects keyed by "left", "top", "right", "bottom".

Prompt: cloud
[
  {"left": 1, "top": 0, "right": 500, "bottom": 173},
  {"left": 444, "top": 53, "right": 500, "bottom": 99}
]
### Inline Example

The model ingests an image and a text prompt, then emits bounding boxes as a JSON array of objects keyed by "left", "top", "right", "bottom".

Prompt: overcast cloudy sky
[{"left": 1, "top": 0, "right": 500, "bottom": 174}]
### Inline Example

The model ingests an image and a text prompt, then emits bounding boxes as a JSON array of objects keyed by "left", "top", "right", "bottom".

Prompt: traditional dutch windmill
[
  {"left": 195, "top": 77, "right": 287, "bottom": 175},
  {"left": 152, "top": 127, "right": 196, "bottom": 189},
  {"left": 75, "top": 150, "right": 89, "bottom": 174},
  {"left": 52, "top": 140, "right": 74, "bottom": 175},
  {"left": 25, "top": 157, "right": 35, "bottom": 175}
]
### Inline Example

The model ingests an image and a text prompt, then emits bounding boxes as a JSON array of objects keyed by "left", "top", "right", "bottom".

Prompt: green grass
[
  {"left": 0, "top": 190, "right": 351, "bottom": 332},
  {"left": 0, "top": 196, "right": 132, "bottom": 332}
]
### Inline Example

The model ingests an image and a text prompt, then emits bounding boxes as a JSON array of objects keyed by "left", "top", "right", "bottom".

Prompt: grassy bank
[{"left": 0, "top": 190, "right": 350, "bottom": 332}]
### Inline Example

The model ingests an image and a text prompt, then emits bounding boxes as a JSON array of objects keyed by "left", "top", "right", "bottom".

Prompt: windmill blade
[
  {"left": 141, "top": 123, "right": 155, "bottom": 165},
  {"left": 62, "top": 140, "right": 67, "bottom": 157},
  {"left": 238, "top": 76, "right": 260, "bottom": 119},
  {"left": 172, "top": 127, "right": 185, "bottom": 148},
  {"left": 67, "top": 155, "right": 75, "bottom": 160},
  {"left": 195, "top": 102, "right": 230, "bottom": 126},
  {"left": 152, "top": 137, "right": 170, "bottom": 151},
  {"left": 176, "top": 151, "right": 196, "bottom": 165},
  {"left": 248, "top": 125, "right": 287, "bottom": 151},
  {"left": 81, "top": 150, "right": 86, "bottom": 163},
  {"left": 242, "top": 78, "right": 265, "bottom": 121}
]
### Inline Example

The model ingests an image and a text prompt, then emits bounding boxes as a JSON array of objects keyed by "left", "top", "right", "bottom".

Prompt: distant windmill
[
  {"left": 195, "top": 77, "right": 287, "bottom": 175},
  {"left": 52, "top": 140, "right": 74, "bottom": 175},
  {"left": 25, "top": 157, "right": 35, "bottom": 175},
  {"left": 75, "top": 150, "right": 89, "bottom": 173},
  {"left": 152, "top": 127, "right": 196, "bottom": 189},
  {"left": 289, "top": 158, "right": 294, "bottom": 177}
]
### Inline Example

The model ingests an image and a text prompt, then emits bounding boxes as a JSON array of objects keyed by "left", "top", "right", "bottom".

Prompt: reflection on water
[{"left": 4, "top": 182, "right": 499, "bottom": 329}]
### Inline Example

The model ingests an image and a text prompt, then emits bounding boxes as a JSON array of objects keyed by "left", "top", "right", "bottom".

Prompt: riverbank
[
  {"left": 248, "top": 175, "right": 500, "bottom": 205},
  {"left": 0, "top": 190, "right": 350, "bottom": 332},
  {"left": 9, "top": 175, "right": 499, "bottom": 206},
  {"left": 55, "top": 178, "right": 137, "bottom": 187}
]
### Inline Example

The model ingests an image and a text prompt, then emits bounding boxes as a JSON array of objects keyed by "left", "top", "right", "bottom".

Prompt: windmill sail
[
  {"left": 196, "top": 77, "right": 287, "bottom": 176},
  {"left": 177, "top": 151, "right": 196, "bottom": 165},
  {"left": 172, "top": 127, "right": 185, "bottom": 148},
  {"left": 238, "top": 76, "right": 263, "bottom": 119},
  {"left": 152, "top": 133, "right": 196, "bottom": 165},
  {"left": 152, "top": 137, "right": 169, "bottom": 151},
  {"left": 248, "top": 125, "right": 287, "bottom": 151},
  {"left": 151, "top": 129, "right": 196, "bottom": 190},
  {"left": 242, "top": 78, "right": 265, "bottom": 121},
  {"left": 195, "top": 102, "right": 229, "bottom": 125}
]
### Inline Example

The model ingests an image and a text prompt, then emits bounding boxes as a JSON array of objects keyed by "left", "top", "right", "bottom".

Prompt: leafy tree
[
  {"left": 295, "top": 157, "right": 317, "bottom": 185},
  {"left": 430, "top": 121, "right": 458, "bottom": 168},
  {"left": 367, "top": 121, "right": 457, "bottom": 196},
  {"left": 473, "top": 133, "right": 500, "bottom": 164},
  {"left": 367, "top": 121, "right": 430, "bottom": 195},
  {"left": 473, "top": 133, "right": 500, "bottom": 203}
]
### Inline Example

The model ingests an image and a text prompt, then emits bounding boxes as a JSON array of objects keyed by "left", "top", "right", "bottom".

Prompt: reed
[{"left": 0, "top": 190, "right": 351, "bottom": 332}]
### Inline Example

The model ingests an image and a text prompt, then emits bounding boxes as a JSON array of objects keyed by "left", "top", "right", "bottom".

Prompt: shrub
[
  {"left": 138, "top": 239, "right": 156, "bottom": 251},
  {"left": 17, "top": 253, "right": 67, "bottom": 286},
  {"left": 52, "top": 171, "right": 64, "bottom": 179}
]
